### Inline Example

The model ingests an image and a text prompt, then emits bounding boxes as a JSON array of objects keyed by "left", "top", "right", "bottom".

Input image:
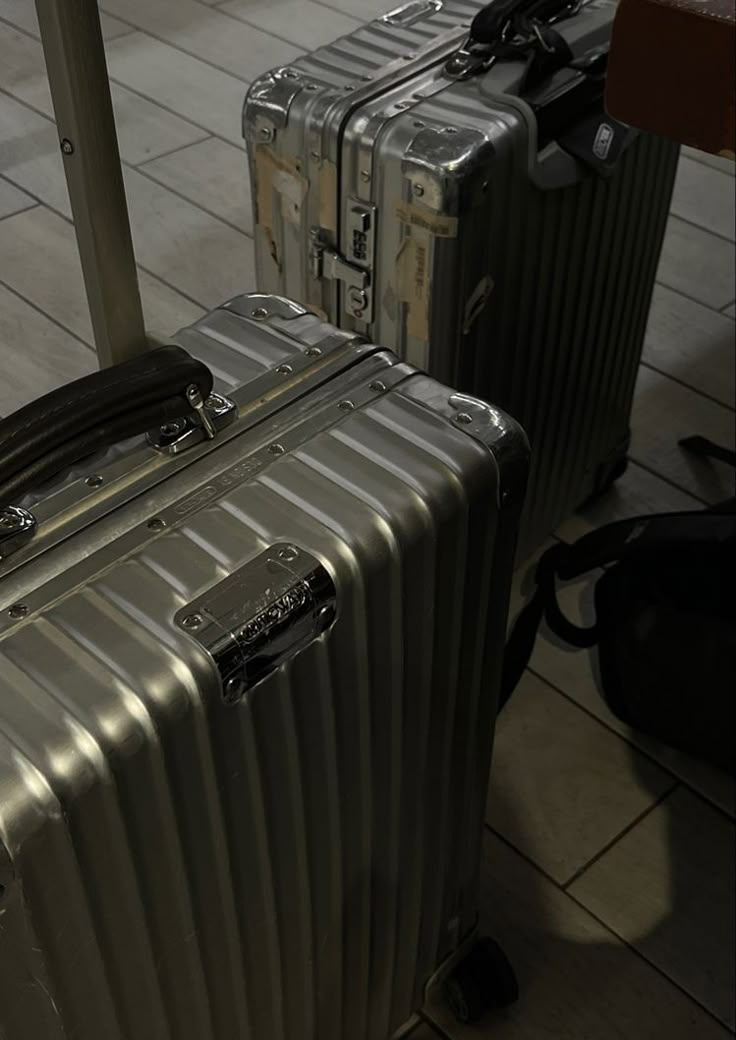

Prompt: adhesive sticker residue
[
  {"left": 395, "top": 201, "right": 458, "bottom": 239},
  {"left": 397, "top": 230, "right": 431, "bottom": 341},
  {"left": 255, "top": 145, "right": 309, "bottom": 260},
  {"left": 319, "top": 159, "right": 338, "bottom": 236}
]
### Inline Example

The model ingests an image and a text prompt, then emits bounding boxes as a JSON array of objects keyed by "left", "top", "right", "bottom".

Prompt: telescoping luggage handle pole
[{"left": 34, "top": 0, "right": 148, "bottom": 368}]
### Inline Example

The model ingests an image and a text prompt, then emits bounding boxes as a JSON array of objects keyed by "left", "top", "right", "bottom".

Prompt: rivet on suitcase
[
  {"left": 244, "top": 0, "right": 680, "bottom": 554},
  {"left": 0, "top": 295, "right": 529, "bottom": 1040}
]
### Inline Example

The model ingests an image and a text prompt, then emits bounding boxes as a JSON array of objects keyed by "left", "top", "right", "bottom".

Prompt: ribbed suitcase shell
[
  {"left": 0, "top": 296, "right": 527, "bottom": 1040},
  {"left": 245, "top": 0, "right": 679, "bottom": 553}
]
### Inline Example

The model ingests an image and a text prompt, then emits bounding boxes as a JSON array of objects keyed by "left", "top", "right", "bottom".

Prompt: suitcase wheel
[{"left": 443, "top": 937, "right": 519, "bottom": 1024}]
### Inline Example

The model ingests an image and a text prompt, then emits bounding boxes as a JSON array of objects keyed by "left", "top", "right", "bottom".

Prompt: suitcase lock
[
  {"left": 310, "top": 200, "right": 376, "bottom": 323},
  {"left": 175, "top": 544, "right": 337, "bottom": 704}
]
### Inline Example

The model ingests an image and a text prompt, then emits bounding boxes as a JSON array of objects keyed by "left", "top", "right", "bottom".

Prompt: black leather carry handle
[{"left": 0, "top": 345, "right": 213, "bottom": 507}]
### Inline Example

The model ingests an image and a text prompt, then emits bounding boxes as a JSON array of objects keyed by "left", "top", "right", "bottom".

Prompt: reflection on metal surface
[
  {"left": 147, "top": 393, "right": 237, "bottom": 455},
  {"left": 223, "top": 294, "right": 309, "bottom": 322},
  {"left": 0, "top": 507, "right": 37, "bottom": 559},
  {"left": 175, "top": 545, "right": 337, "bottom": 703},
  {"left": 396, "top": 376, "right": 530, "bottom": 509},
  {"left": 382, "top": 0, "right": 443, "bottom": 27}
]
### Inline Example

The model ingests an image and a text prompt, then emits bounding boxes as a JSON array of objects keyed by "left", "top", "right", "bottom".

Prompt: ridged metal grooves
[
  {"left": 0, "top": 372, "right": 513, "bottom": 1040},
  {"left": 291, "top": 0, "right": 481, "bottom": 86},
  {"left": 460, "top": 132, "right": 680, "bottom": 552}
]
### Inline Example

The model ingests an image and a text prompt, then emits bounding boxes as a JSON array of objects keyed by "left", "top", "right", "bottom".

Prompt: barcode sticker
[{"left": 414, "top": 243, "right": 426, "bottom": 302}]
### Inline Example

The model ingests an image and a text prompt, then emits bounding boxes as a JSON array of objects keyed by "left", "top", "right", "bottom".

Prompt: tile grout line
[
  {"left": 563, "top": 888, "right": 736, "bottom": 1032},
  {"left": 684, "top": 151, "right": 736, "bottom": 179},
  {"left": 106, "top": 24, "right": 137, "bottom": 41},
  {"left": 101, "top": 76, "right": 243, "bottom": 151},
  {"left": 485, "top": 825, "right": 734, "bottom": 1033},
  {"left": 128, "top": 131, "right": 212, "bottom": 167},
  {"left": 0, "top": 89, "right": 253, "bottom": 305},
  {"left": 656, "top": 273, "right": 736, "bottom": 317},
  {"left": 0, "top": 175, "right": 210, "bottom": 324},
  {"left": 215, "top": 0, "right": 363, "bottom": 33},
  {"left": 527, "top": 665, "right": 733, "bottom": 818},
  {"left": 197, "top": 0, "right": 366, "bottom": 33},
  {"left": 0, "top": 275, "right": 96, "bottom": 354},
  {"left": 0, "top": 204, "right": 38, "bottom": 223},
  {"left": 133, "top": 133, "right": 214, "bottom": 168},
  {"left": 310, "top": 0, "right": 388, "bottom": 19},
  {"left": 0, "top": 6, "right": 295, "bottom": 91},
  {"left": 205, "top": 0, "right": 365, "bottom": 27},
  {"left": 0, "top": 173, "right": 38, "bottom": 221},
  {"left": 486, "top": 824, "right": 564, "bottom": 888},
  {"left": 622, "top": 458, "right": 702, "bottom": 506},
  {"left": 561, "top": 784, "right": 679, "bottom": 890},
  {"left": 134, "top": 162, "right": 252, "bottom": 238},
  {"left": 625, "top": 457, "right": 711, "bottom": 505},
  {"left": 640, "top": 359, "right": 736, "bottom": 413},
  {"left": 670, "top": 211, "right": 736, "bottom": 246},
  {"left": 0, "top": 21, "right": 242, "bottom": 151},
  {"left": 97, "top": 6, "right": 305, "bottom": 86}
]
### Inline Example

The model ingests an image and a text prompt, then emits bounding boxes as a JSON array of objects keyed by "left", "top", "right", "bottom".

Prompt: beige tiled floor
[{"left": 0, "top": 1, "right": 734, "bottom": 1037}]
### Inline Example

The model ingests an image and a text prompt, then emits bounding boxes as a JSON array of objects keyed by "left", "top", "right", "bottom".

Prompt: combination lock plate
[{"left": 310, "top": 198, "right": 376, "bottom": 324}]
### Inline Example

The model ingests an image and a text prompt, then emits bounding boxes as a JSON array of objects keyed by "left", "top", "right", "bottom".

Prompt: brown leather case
[{"left": 605, "top": 0, "right": 735, "bottom": 158}]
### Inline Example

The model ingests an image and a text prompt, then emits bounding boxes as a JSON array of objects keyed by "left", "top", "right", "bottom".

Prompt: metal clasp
[
  {"left": 310, "top": 244, "right": 373, "bottom": 322},
  {"left": 0, "top": 506, "right": 37, "bottom": 560},
  {"left": 310, "top": 199, "right": 376, "bottom": 323},
  {"left": 444, "top": 40, "right": 498, "bottom": 79},
  {"left": 147, "top": 392, "right": 237, "bottom": 455}
]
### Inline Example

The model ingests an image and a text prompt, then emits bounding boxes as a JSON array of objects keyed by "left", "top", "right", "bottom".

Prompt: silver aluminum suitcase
[
  {"left": 244, "top": 0, "right": 680, "bottom": 553},
  {"left": 0, "top": 293, "right": 529, "bottom": 1040}
]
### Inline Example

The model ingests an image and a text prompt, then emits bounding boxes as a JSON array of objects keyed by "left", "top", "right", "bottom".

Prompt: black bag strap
[
  {"left": 679, "top": 435, "right": 736, "bottom": 469},
  {"left": 501, "top": 433, "right": 736, "bottom": 706},
  {"left": 449, "top": 0, "right": 576, "bottom": 86},
  {"left": 500, "top": 503, "right": 736, "bottom": 708},
  {"left": 470, "top": 0, "right": 577, "bottom": 45}
]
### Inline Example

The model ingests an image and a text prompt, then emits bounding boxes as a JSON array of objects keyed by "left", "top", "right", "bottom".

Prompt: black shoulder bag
[{"left": 502, "top": 440, "right": 736, "bottom": 775}]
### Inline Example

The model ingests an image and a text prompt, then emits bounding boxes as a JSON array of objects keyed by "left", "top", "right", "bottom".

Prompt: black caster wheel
[{"left": 443, "top": 937, "right": 519, "bottom": 1025}]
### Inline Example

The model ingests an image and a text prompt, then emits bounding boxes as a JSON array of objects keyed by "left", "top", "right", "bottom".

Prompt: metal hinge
[{"left": 310, "top": 198, "right": 376, "bottom": 323}]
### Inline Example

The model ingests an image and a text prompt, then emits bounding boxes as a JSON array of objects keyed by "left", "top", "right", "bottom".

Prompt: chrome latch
[
  {"left": 175, "top": 544, "right": 337, "bottom": 704},
  {"left": 444, "top": 39, "right": 497, "bottom": 79},
  {"left": 148, "top": 392, "right": 237, "bottom": 455},
  {"left": 310, "top": 199, "right": 376, "bottom": 323},
  {"left": 0, "top": 506, "right": 36, "bottom": 560}
]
